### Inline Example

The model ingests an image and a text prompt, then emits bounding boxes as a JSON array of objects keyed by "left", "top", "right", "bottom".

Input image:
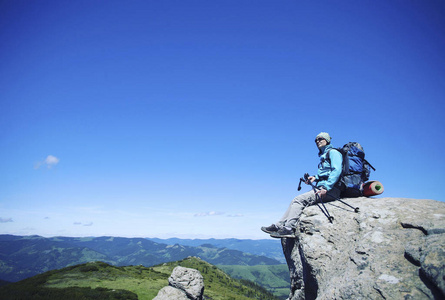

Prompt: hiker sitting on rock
[{"left": 261, "top": 132, "right": 343, "bottom": 238}]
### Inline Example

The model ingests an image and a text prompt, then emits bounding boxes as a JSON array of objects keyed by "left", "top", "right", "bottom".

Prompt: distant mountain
[
  {"left": 0, "top": 235, "right": 113, "bottom": 281},
  {"left": 0, "top": 235, "right": 282, "bottom": 283},
  {"left": 148, "top": 237, "right": 285, "bottom": 263},
  {"left": 0, "top": 279, "right": 10, "bottom": 287},
  {"left": 0, "top": 257, "right": 280, "bottom": 300}
]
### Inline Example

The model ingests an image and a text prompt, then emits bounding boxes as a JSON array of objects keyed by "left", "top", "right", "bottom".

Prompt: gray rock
[
  {"left": 154, "top": 266, "right": 205, "bottom": 300},
  {"left": 153, "top": 286, "right": 189, "bottom": 300},
  {"left": 168, "top": 266, "right": 204, "bottom": 300},
  {"left": 281, "top": 197, "right": 445, "bottom": 300}
]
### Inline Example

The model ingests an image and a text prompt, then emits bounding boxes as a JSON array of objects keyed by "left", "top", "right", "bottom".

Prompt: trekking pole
[
  {"left": 299, "top": 173, "right": 334, "bottom": 223},
  {"left": 336, "top": 198, "right": 360, "bottom": 213}
]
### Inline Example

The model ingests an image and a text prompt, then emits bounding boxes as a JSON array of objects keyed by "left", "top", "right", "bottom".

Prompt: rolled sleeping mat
[{"left": 363, "top": 181, "right": 384, "bottom": 196}]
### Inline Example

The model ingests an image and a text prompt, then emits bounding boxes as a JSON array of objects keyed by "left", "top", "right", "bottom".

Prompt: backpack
[{"left": 327, "top": 142, "right": 375, "bottom": 197}]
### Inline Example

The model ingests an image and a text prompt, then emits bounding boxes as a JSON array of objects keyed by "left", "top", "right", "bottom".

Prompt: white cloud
[
  {"left": 0, "top": 217, "right": 13, "bottom": 223},
  {"left": 45, "top": 155, "right": 60, "bottom": 165},
  {"left": 227, "top": 214, "right": 244, "bottom": 218},
  {"left": 34, "top": 155, "right": 60, "bottom": 169},
  {"left": 73, "top": 221, "right": 94, "bottom": 226},
  {"left": 194, "top": 211, "right": 225, "bottom": 217}
]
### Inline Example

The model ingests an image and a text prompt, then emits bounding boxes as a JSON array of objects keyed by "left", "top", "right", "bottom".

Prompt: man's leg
[
  {"left": 279, "top": 190, "right": 318, "bottom": 229},
  {"left": 262, "top": 187, "right": 341, "bottom": 236},
  {"left": 324, "top": 187, "right": 341, "bottom": 203},
  {"left": 261, "top": 190, "right": 316, "bottom": 234},
  {"left": 270, "top": 187, "right": 341, "bottom": 238}
]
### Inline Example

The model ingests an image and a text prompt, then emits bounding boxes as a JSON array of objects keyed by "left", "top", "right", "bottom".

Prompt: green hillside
[
  {"left": 217, "top": 265, "right": 290, "bottom": 299},
  {"left": 148, "top": 238, "right": 285, "bottom": 263},
  {"left": 0, "top": 257, "right": 280, "bottom": 300}
]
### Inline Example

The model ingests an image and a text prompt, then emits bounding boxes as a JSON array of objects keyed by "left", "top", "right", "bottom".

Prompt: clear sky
[{"left": 1, "top": 0, "right": 444, "bottom": 239}]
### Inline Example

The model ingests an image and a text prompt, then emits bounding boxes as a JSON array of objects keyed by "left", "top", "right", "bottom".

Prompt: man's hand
[
  {"left": 306, "top": 176, "right": 316, "bottom": 184},
  {"left": 316, "top": 188, "right": 327, "bottom": 199}
]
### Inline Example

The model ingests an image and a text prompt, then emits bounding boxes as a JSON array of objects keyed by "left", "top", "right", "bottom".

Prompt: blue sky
[{"left": 1, "top": 0, "right": 444, "bottom": 239}]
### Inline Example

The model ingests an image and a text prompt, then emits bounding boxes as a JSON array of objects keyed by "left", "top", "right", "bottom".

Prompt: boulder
[
  {"left": 168, "top": 266, "right": 204, "bottom": 300},
  {"left": 153, "top": 286, "right": 189, "bottom": 300},
  {"left": 281, "top": 197, "right": 445, "bottom": 300},
  {"left": 154, "top": 266, "right": 204, "bottom": 300}
]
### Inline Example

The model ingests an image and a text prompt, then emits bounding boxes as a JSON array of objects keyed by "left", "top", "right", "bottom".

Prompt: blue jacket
[{"left": 315, "top": 144, "right": 343, "bottom": 191}]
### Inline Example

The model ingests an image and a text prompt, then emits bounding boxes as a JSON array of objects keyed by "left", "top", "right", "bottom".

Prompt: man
[{"left": 261, "top": 132, "right": 343, "bottom": 238}]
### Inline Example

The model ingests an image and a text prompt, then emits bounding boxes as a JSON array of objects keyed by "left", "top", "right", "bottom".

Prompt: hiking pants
[{"left": 278, "top": 187, "right": 340, "bottom": 229}]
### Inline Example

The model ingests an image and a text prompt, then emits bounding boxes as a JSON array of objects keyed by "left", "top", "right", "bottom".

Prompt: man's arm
[{"left": 324, "top": 149, "right": 342, "bottom": 190}]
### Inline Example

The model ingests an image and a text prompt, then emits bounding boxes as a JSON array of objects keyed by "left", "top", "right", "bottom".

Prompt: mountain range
[
  {"left": 147, "top": 237, "right": 285, "bottom": 263},
  {"left": 0, "top": 235, "right": 283, "bottom": 283}
]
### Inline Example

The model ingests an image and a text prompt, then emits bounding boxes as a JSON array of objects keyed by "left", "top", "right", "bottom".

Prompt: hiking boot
[
  {"left": 270, "top": 227, "right": 295, "bottom": 238},
  {"left": 261, "top": 224, "right": 279, "bottom": 234}
]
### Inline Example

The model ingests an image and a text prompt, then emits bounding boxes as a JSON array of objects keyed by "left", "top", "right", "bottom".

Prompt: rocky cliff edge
[{"left": 281, "top": 197, "right": 445, "bottom": 300}]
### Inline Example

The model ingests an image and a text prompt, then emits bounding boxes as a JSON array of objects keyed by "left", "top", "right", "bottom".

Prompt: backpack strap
[
  {"left": 363, "top": 158, "right": 376, "bottom": 171},
  {"left": 325, "top": 148, "right": 341, "bottom": 164},
  {"left": 319, "top": 148, "right": 333, "bottom": 169},
  {"left": 322, "top": 148, "right": 345, "bottom": 190}
]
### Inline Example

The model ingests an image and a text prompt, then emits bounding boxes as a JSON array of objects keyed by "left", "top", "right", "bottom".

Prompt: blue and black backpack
[{"left": 327, "top": 142, "right": 375, "bottom": 197}]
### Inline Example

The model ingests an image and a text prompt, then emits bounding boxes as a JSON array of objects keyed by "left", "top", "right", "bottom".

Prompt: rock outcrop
[
  {"left": 154, "top": 266, "right": 204, "bottom": 300},
  {"left": 282, "top": 197, "right": 445, "bottom": 300}
]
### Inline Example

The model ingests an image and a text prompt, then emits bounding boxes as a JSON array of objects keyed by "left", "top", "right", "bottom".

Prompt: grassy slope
[
  {"left": 44, "top": 262, "right": 166, "bottom": 300},
  {"left": 0, "top": 258, "right": 280, "bottom": 300},
  {"left": 153, "top": 257, "right": 279, "bottom": 300},
  {"left": 218, "top": 264, "right": 290, "bottom": 299}
]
